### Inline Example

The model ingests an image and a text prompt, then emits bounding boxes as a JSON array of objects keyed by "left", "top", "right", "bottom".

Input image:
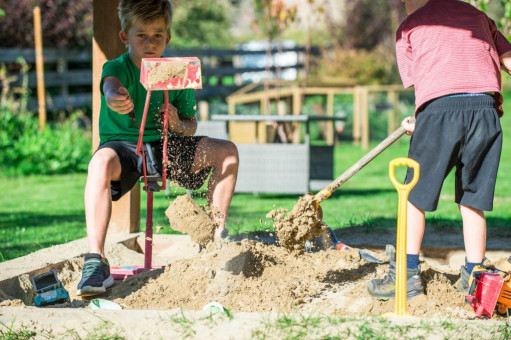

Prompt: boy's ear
[
  {"left": 119, "top": 30, "right": 128, "bottom": 45},
  {"left": 166, "top": 32, "right": 171, "bottom": 44}
]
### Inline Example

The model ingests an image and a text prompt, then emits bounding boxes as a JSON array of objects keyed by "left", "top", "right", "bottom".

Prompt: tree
[
  {"left": 0, "top": 0, "right": 92, "bottom": 49},
  {"left": 170, "top": 0, "right": 233, "bottom": 48}
]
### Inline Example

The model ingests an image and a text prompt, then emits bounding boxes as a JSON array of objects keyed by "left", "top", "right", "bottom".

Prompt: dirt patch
[
  {"left": 165, "top": 195, "right": 216, "bottom": 245},
  {"left": 269, "top": 193, "right": 327, "bottom": 252}
]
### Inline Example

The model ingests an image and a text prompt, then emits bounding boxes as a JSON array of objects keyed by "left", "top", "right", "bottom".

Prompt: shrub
[
  {"left": 312, "top": 46, "right": 400, "bottom": 85},
  {"left": 0, "top": 62, "right": 91, "bottom": 176},
  {"left": 0, "top": 110, "right": 91, "bottom": 176}
]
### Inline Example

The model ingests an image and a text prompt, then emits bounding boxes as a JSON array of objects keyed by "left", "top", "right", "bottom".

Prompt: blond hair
[{"left": 118, "top": 0, "right": 173, "bottom": 34}]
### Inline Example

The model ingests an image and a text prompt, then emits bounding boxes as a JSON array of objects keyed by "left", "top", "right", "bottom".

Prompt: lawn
[{"left": 1, "top": 94, "right": 511, "bottom": 262}]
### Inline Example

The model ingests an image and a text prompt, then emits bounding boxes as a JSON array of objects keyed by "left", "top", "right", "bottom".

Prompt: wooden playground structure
[{"left": 225, "top": 81, "right": 413, "bottom": 149}]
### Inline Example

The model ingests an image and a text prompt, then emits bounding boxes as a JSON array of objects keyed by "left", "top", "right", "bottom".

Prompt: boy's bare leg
[
  {"left": 191, "top": 137, "right": 239, "bottom": 239},
  {"left": 459, "top": 204, "right": 486, "bottom": 263},
  {"left": 406, "top": 201, "right": 426, "bottom": 255},
  {"left": 84, "top": 148, "right": 122, "bottom": 258}
]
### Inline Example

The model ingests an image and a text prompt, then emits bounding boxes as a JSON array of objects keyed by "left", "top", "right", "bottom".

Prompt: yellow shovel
[{"left": 384, "top": 157, "right": 420, "bottom": 318}]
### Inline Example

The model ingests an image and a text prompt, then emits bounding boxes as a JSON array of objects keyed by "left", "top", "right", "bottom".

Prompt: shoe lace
[{"left": 82, "top": 261, "right": 103, "bottom": 278}]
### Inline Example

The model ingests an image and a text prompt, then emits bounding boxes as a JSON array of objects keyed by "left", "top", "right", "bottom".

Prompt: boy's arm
[
  {"left": 501, "top": 50, "right": 511, "bottom": 75},
  {"left": 102, "top": 76, "right": 134, "bottom": 115}
]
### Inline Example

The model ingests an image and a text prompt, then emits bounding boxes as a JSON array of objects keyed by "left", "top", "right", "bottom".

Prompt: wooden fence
[{"left": 0, "top": 46, "right": 319, "bottom": 112}]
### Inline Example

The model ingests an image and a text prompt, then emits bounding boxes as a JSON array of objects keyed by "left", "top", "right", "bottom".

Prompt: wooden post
[
  {"left": 93, "top": 0, "right": 140, "bottom": 234},
  {"left": 258, "top": 98, "right": 267, "bottom": 143},
  {"left": 388, "top": 90, "right": 399, "bottom": 136},
  {"left": 353, "top": 87, "right": 361, "bottom": 145},
  {"left": 326, "top": 90, "right": 334, "bottom": 145},
  {"left": 33, "top": 6, "right": 46, "bottom": 132},
  {"left": 361, "top": 87, "right": 369, "bottom": 150},
  {"left": 291, "top": 87, "right": 302, "bottom": 144}
]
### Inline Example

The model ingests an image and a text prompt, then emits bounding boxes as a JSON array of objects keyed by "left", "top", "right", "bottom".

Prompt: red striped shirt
[{"left": 396, "top": 0, "right": 511, "bottom": 116}]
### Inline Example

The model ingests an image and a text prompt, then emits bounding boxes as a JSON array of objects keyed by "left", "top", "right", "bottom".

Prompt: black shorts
[
  {"left": 96, "top": 137, "right": 211, "bottom": 201},
  {"left": 405, "top": 95, "right": 502, "bottom": 212}
]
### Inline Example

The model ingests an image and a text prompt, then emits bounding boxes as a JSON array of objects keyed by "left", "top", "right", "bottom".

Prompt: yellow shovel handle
[
  {"left": 389, "top": 157, "right": 420, "bottom": 318},
  {"left": 389, "top": 158, "right": 420, "bottom": 192}
]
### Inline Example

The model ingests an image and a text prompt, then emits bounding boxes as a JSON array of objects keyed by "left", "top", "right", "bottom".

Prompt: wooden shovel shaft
[{"left": 314, "top": 118, "right": 414, "bottom": 203}]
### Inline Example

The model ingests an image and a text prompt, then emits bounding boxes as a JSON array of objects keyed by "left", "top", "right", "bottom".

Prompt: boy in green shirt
[{"left": 77, "top": 0, "right": 239, "bottom": 296}]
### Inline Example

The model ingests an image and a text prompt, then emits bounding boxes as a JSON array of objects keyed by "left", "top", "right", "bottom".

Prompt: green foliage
[
  {"left": 466, "top": 0, "right": 511, "bottom": 37},
  {"left": 252, "top": 0, "right": 297, "bottom": 41},
  {"left": 308, "top": 0, "right": 405, "bottom": 85},
  {"left": 312, "top": 46, "right": 401, "bottom": 85},
  {"left": 0, "top": 62, "right": 91, "bottom": 176},
  {"left": 171, "top": 0, "right": 233, "bottom": 48},
  {"left": 0, "top": 113, "right": 91, "bottom": 176}
]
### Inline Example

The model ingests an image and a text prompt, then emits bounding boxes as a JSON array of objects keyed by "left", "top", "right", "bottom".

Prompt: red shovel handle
[{"left": 136, "top": 91, "right": 152, "bottom": 155}]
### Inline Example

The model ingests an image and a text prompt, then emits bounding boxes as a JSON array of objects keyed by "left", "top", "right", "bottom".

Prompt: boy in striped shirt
[{"left": 368, "top": 0, "right": 511, "bottom": 300}]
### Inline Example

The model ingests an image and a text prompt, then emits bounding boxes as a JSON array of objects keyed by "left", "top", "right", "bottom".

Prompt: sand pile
[
  {"left": 84, "top": 240, "right": 509, "bottom": 319},
  {"left": 107, "top": 239, "right": 365, "bottom": 312}
]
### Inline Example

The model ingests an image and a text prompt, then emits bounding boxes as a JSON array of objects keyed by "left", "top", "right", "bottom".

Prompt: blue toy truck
[{"left": 31, "top": 269, "right": 70, "bottom": 307}]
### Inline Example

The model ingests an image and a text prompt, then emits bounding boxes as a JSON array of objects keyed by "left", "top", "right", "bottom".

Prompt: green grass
[
  {"left": 1, "top": 94, "right": 511, "bottom": 262},
  {"left": 0, "top": 320, "right": 37, "bottom": 340},
  {"left": 1, "top": 311, "right": 509, "bottom": 339},
  {"left": 251, "top": 313, "right": 511, "bottom": 340}
]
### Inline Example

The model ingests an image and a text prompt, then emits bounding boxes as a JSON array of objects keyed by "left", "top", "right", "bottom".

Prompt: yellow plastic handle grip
[{"left": 389, "top": 157, "right": 420, "bottom": 192}]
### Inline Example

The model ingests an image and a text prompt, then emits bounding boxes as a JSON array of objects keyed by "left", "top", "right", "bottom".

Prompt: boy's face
[{"left": 119, "top": 18, "right": 171, "bottom": 68}]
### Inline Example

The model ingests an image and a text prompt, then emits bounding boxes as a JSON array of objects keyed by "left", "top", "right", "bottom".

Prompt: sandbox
[{"left": 1, "top": 226, "right": 510, "bottom": 338}]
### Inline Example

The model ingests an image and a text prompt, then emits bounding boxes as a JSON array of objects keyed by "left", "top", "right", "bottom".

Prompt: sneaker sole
[{"left": 77, "top": 275, "right": 114, "bottom": 297}]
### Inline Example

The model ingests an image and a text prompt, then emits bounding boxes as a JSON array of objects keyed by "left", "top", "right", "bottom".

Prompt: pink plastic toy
[{"left": 466, "top": 272, "right": 504, "bottom": 318}]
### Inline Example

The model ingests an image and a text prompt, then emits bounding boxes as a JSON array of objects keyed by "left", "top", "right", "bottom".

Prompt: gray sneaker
[
  {"left": 456, "top": 257, "right": 491, "bottom": 294},
  {"left": 456, "top": 265, "right": 471, "bottom": 294},
  {"left": 367, "top": 245, "right": 424, "bottom": 300}
]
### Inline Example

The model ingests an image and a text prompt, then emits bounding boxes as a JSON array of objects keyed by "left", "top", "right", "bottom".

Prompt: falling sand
[
  {"left": 269, "top": 193, "right": 327, "bottom": 251},
  {"left": 165, "top": 195, "right": 216, "bottom": 245}
]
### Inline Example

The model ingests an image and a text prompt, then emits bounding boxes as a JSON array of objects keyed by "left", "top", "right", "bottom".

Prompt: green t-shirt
[{"left": 99, "top": 52, "right": 197, "bottom": 144}]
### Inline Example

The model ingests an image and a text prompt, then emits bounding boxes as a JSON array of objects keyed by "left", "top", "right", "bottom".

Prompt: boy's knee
[
  {"left": 225, "top": 141, "right": 238, "bottom": 158},
  {"left": 88, "top": 149, "right": 120, "bottom": 179},
  {"left": 222, "top": 141, "right": 239, "bottom": 165}
]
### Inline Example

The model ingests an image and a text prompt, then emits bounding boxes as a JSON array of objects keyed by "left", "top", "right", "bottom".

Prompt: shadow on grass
[
  {"left": 0, "top": 211, "right": 84, "bottom": 229},
  {"left": 332, "top": 217, "right": 511, "bottom": 232}
]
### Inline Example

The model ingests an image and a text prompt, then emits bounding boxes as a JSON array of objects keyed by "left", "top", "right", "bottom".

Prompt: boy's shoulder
[
  {"left": 397, "top": 0, "right": 485, "bottom": 36},
  {"left": 104, "top": 52, "right": 131, "bottom": 69},
  {"left": 102, "top": 52, "right": 137, "bottom": 84}
]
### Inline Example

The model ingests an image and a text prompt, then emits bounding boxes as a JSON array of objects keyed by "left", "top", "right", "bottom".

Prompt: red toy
[{"left": 466, "top": 272, "right": 504, "bottom": 318}]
